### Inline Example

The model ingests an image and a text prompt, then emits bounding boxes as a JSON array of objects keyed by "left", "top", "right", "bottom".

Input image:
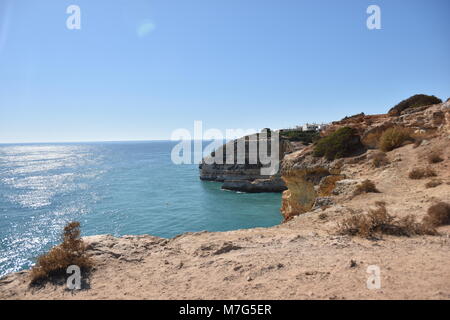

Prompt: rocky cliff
[
  {"left": 1, "top": 98, "right": 449, "bottom": 300},
  {"left": 279, "top": 100, "right": 450, "bottom": 221},
  {"left": 199, "top": 132, "right": 295, "bottom": 192}
]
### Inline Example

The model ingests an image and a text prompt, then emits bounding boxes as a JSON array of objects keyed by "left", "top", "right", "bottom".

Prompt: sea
[{"left": 0, "top": 141, "right": 282, "bottom": 277}]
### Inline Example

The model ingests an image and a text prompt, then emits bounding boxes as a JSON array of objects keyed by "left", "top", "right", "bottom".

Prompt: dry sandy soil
[{"left": 0, "top": 134, "right": 449, "bottom": 300}]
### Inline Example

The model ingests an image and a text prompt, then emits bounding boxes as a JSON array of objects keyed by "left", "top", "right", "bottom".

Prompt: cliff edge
[{"left": 1, "top": 98, "right": 449, "bottom": 300}]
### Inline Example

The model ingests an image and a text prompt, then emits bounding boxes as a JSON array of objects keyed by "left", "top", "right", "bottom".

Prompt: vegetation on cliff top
[
  {"left": 280, "top": 130, "right": 320, "bottom": 144},
  {"left": 378, "top": 126, "right": 413, "bottom": 152},
  {"left": 30, "top": 222, "right": 92, "bottom": 285},
  {"left": 388, "top": 94, "right": 442, "bottom": 116},
  {"left": 338, "top": 202, "right": 437, "bottom": 238},
  {"left": 313, "top": 127, "right": 364, "bottom": 160}
]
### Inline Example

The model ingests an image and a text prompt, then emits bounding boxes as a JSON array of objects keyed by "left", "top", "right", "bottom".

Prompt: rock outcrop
[
  {"left": 280, "top": 100, "right": 450, "bottom": 221},
  {"left": 323, "top": 100, "right": 449, "bottom": 138},
  {"left": 199, "top": 132, "right": 294, "bottom": 193},
  {"left": 280, "top": 149, "right": 343, "bottom": 221}
]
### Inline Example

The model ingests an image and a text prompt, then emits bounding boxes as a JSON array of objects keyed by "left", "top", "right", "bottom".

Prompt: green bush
[
  {"left": 281, "top": 130, "right": 320, "bottom": 144},
  {"left": 378, "top": 127, "right": 412, "bottom": 152},
  {"left": 388, "top": 94, "right": 442, "bottom": 116},
  {"left": 313, "top": 127, "right": 363, "bottom": 160}
]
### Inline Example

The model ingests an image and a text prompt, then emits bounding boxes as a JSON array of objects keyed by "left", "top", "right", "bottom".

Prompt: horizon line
[{"left": 0, "top": 138, "right": 236, "bottom": 145}]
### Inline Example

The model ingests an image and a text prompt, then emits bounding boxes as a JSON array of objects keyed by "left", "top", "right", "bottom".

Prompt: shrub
[
  {"left": 363, "top": 131, "right": 382, "bottom": 149},
  {"left": 378, "top": 127, "right": 413, "bottom": 152},
  {"left": 338, "top": 203, "right": 437, "bottom": 238},
  {"left": 388, "top": 94, "right": 442, "bottom": 116},
  {"left": 428, "top": 152, "right": 443, "bottom": 164},
  {"left": 372, "top": 152, "right": 389, "bottom": 168},
  {"left": 318, "top": 213, "right": 328, "bottom": 220},
  {"left": 423, "top": 202, "right": 450, "bottom": 227},
  {"left": 281, "top": 130, "right": 320, "bottom": 144},
  {"left": 30, "top": 222, "right": 92, "bottom": 285},
  {"left": 425, "top": 180, "right": 443, "bottom": 188},
  {"left": 313, "top": 127, "right": 364, "bottom": 160},
  {"left": 408, "top": 167, "right": 437, "bottom": 180},
  {"left": 353, "top": 180, "right": 380, "bottom": 196}
]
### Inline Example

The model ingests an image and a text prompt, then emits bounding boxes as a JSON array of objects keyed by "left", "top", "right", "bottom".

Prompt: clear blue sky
[{"left": 0, "top": 0, "right": 449, "bottom": 143}]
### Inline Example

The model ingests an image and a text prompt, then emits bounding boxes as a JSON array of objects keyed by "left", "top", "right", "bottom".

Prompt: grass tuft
[
  {"left": 371, "top": 152, "right": 389, "bottom": 168},
  {"left": 378, "top": 127, "right": 413, "bottom": 152},
  {"left": 428, "top": 152, "right": 444, "bottom": 164},
  {"left": 338, "top": 203, "right": 437, "bottom": 238},
  {"left": 422, "top": 202, "right": 450, "bottom": 227},
  {"left": 408, "top": 167, "right": 437, "bottom": 180},
  {"left": 353, "top": 180, "right": 380, "bottom": 196}
]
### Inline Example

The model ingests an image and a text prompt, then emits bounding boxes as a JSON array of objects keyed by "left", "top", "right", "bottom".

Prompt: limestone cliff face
[
  {"left": 199, "top": 133, "right": 294, "bottom": 193},
  {"left": 280, "top": 149, "right": 342, "bottom": 221}
]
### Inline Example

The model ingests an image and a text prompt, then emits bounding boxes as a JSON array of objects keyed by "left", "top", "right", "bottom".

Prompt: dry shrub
[
  {"left": 363, "top": 131, "right": 383, "bottom": 149},
  {"left": 425, "top": 180, "right": 443, "bottom": 188},
  {"left": 408, "top": 167, "right": 437, "bottom": 180},
  {"left": 422, "top": 202, "right": 450, "bottom": 227},
  {"left": 318, "top": 213, "right": 328, "bottom": 220},
  {"left": 353, "top": 180, "right": 380, "bottom": 196},
  {"left": 428, "top": 152, "right": 443, "bottom": 164},
  {"left": 378, "top": 127, "right": 413, "bottom": 152},
  {"left": 338, "top": 203, "right": 437, "bottom": 238},
  {"left": 30, "top": 222, "right": 92, "bottom": 285},
  {"left": 371, "top": 152, "right": 389, "bottom": 168}
]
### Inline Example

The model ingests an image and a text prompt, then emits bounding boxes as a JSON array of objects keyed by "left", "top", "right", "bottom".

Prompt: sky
[{"left": 0, "top": 0, "right": 449, "bottom": 143}]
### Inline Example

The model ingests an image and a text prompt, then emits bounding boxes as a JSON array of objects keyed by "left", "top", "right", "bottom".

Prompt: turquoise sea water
[{"left": 0, "top": 141, "right": 282, "bottom": 277}]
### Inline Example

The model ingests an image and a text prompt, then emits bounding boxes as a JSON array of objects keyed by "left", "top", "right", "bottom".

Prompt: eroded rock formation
[
  {"left": 280, "top": 149, "right": 343, "bottom": 221},
  {"left": 199, "top": 132, "right": 294, "bottom": 193}
]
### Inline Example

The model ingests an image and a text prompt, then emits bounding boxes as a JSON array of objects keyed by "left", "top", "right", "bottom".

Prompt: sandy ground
[
  {"left": 0, "top": 135, "right": 449, "bottom": 300},
  {"left": 0, "top": 225, "right": 449, "bottom": 300}
]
